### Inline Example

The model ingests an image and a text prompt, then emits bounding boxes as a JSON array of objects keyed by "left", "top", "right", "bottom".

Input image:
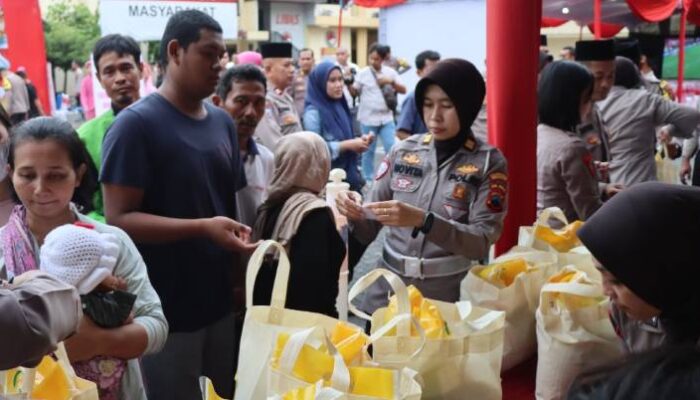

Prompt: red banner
[
  {"left": 586, "top": 22, "right": 624, "bottom": 38},
  {"left": 541, "top": 17, "right": 567, "bottom": 28},
  {"left": 626, "top": 0, "right": 677, "bottom": 22},
  {"left": 354, "top": 0, "right": 405, "bottom": 8},
  {"left": 687, "top": 0, "right": 700, "bottom": 26},
  {"left": 0, "top": 0, "right": 49, "bottom": 114}
]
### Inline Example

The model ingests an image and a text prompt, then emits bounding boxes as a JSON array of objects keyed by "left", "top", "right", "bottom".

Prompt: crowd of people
[{"left": 2, "top": 7, "right": 700, "bottom": 400}]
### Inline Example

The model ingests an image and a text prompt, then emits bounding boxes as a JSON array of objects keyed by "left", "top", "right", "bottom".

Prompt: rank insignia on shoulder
[
  {"left": 282, "top": 115, "right": 298, "bottom": 125},
  {"left": 402, "top": 152, "right": 421, "bottom": 165},
  {"left": 586, "top": 134, "right": 600, "bottom": 145},
  {"left": 422, "top": 134, "right": 433, "bottom": 144},
  {"left": 486, "top": 190, "right": 505, "bottom": 212},
  {"left": 464, "top": 138, "right": 476, "bottom": 151},
  {"left": 456, "top": 164, "right": 479, "bottom": 175}
]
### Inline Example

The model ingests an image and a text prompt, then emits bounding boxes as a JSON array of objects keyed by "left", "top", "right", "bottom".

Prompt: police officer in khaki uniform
[
  {"left": 575, "top": 39, "right": 621, "bottom": 197},
  {"left": 337, "top": 59, "right": 507, "bottom": 312},
  {"left": 538, "top": 61, "right": 606, "bottom": 223},
  {"left": 254, "top": 42, "right": 302, "bottom": 151}
]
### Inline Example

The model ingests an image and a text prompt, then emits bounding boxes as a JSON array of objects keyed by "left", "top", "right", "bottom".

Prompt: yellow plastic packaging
[
  {"left": 534, "top": 220, "right": 584, "bottom": 252},
  {"left": 384, "top": 285, "right": 449, "bottom": 339},
  {"left": 547, "top": 268, "right": 602, "bottom": 309},
  {"left": 477, "top": 258, "right": 530, "bottom": 287}
]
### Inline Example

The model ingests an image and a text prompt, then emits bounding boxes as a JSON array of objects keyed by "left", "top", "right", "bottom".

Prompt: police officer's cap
[{"left": 575, "top": 39, "right": 615, "bottom": 62}]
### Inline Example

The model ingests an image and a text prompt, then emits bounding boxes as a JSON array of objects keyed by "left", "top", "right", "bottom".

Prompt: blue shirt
[
  {"left": 397, "top": 91, "right": 427, "bottom": 135},
  {"left": 101, "top": 93, "right": 246, "bottom": 332}
]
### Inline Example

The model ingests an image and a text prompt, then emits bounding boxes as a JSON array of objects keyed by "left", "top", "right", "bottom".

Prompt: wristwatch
[{"left": 411, "top": 212, "right": 435, "bottom": 238}]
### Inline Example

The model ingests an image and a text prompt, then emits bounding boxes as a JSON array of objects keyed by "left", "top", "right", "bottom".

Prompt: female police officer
[{"left": 336, "top": 58, "right": 508, "bottom": 312}]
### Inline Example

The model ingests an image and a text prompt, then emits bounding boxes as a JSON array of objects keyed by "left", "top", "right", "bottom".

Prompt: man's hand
[
  {"left": 336, "top": 191, "right": 365, "bottom": 222},
  {"left": 365, "top": 201, "right": 425, "bottom": 228},
  {"left": 202, "top": 217, "right": 259, "bottom": 254},
  {"left": 681, "top": 157, "right": 692, "bottom": 184}
]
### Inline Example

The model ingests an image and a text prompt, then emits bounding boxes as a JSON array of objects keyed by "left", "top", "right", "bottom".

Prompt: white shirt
[
  {"left": 354, "top": 65, "right": 399, "bottom": 126},
  {"left": 236, "top": 140, "right": 274, "bottom": 227}
]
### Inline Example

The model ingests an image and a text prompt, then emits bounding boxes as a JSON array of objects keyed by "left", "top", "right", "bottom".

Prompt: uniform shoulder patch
[
  {"left": 376, "top": 159, "right": 390, "bottom": 181},
  {"left": 486, "top": 190, "right": 505, "bottom": 212}
]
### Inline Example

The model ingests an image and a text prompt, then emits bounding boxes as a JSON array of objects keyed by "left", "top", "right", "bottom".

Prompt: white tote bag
[
  {"left": 267, "top": 326, "right": 422, "bottom": 400},
  {"left": 656, "top": 144, "right": 681, "bottom": 185},
  {"left": 535, "top": 267, "right": 623, "bottom": 400},
  {"left": 461, "top": 247, "right": 558, "bottom": 371},
  {"left": 235, "top": 240, "right": 362, "bottom": 400},
  {"left": 350, "top": 269, "right": 505, "bottom": 400}
]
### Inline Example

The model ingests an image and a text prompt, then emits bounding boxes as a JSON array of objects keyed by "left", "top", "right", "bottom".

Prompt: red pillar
[
  {"left": 677, "top": 1, "right": 689, "bottom": 103},
  {"left": 593, "top": 0, "right": 602, "bottom": 39},
  {"left": 0, "top": 0, "right": 50, "bottom": 114},
  {"left": 487, "top": 0, "right": 541, "bottom": 255}
]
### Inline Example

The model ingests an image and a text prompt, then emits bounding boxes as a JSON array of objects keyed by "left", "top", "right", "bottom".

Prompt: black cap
[
  {"left": 260, "top": 42, "right": 292, "bottom": 59},
  {"left": 614, "top": 38, "right": 641, "bottom": 66},
  {"left": 575, "top": 39, "right": 615, "bottom": 62},
  {"left": 540, "top": 35, "right": 548, "bottom": 46}
]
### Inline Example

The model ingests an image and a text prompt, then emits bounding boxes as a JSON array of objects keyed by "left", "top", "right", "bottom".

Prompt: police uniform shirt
[
  {"left": 537, "top": 123, "right": 603, "bottom": 223},
  {"left": 254, "top": 87, "right": 303, "bottom": 151},
  {"left": 599, "top": 86, "right": 700, "bottom": 186}
]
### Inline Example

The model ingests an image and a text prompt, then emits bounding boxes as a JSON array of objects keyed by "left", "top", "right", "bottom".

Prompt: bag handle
[
  {"left": 246, "top": 240, "right": 291, "bottom": 310},
  {"left": 17, "top": 342, "right": 79, "bottom": 395},
  {"left": 348, "top": 269, "right": 411, "bottom": 337},
  {"left": 540, "top": 281, "right": 603, "bottom": 298},
  {"left": 363, "top": 313, "right": 426, "bottom": 362},
  {"left": 278, "top": 327, "right": 351, "bottom": 393},
  {"left": 536, "top": 207, "right": 570, "bottom": 228}
]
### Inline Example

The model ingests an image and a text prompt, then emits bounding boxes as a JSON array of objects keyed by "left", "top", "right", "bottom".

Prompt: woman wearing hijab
[
  {"left": 336, "top": 59, "right": 508, "bottom": 311},
  {"left": 304, "top": 61, "right": 370, "bottom": 192},
  {"left": 252, "top": 131, "right": 344, "bottom": 317},
  {"left": 578, "top": 182, "right": 700, "bottom": 354},
  {"left": 537, "top": 61, "right": 611, "bottom": 223},
  {"left": 598, "top": 57, "right": 700, "bottom": 186}
]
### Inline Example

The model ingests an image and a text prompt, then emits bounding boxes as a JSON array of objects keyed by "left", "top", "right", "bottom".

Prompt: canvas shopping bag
[
  {"left": 350, "top": 269, "right": 505, "bottom": 400},
  {"left": 655, "top": 144, "right": 681, "bottom": 184},
  {"left": 235, "top": 240, "right": 364, "bottom": 400},
  {"left": 266, "top": 325, "right": 422, "bottom": 400},
  {"left": 461, "top": 247, "right": 558, "bottom": 371},
  {"left": 0, "top": 343, "right": 98, "bottom": 400},
  {"left": 535, "top": 267, "right": 623, "bottom": 400}
]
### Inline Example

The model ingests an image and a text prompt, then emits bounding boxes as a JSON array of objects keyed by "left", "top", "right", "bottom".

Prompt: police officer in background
[
  {"left": 254, "top": 42, "right": 303, "bottom": 150},
  {"left": 336, "top": 59, "right": 508, "bottom": 312}
]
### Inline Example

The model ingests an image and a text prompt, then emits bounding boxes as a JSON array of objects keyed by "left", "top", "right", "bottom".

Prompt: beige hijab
[{"left": 253, "top": 131, "right": 332, "bottom": 248}]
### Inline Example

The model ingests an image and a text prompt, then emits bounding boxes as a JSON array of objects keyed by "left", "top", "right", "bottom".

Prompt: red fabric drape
[
  {"left": 541, "top": 17, "right": 567, "bottom": 28},
  {"left": 0, "top": 0, "right": 50, "bottom": 114},
  {"left": 586, "top": 22, "right": 624, "bottom": 38},
  {"left": 487, "top": 0, "right": 540, "bottom": 256},
  {"left": 687, "top": 0, "right": 700, "bottom": 25},
  {"left": 626, "top": 0, "right": 678, "bottom": 22},
  {"left": 354, "top": 0, "right": 405, "bottom": 8}
]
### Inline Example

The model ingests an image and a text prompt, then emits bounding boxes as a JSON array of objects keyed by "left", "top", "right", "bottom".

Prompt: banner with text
[{"left": 99, "top": 0, "right": 238, "bottom": 41}]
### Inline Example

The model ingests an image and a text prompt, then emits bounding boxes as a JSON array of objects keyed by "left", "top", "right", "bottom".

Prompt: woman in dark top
[
  {"left": 578, "top": 182, "right": 700, "bottom": 353},
  {"left": 252, "top": 131, "right": 344, "bottom": 317}
]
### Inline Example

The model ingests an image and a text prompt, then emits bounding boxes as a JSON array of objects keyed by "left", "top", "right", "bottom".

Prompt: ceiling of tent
[{"left": 542, "top": 0, "right": 649, "bottom": 26}]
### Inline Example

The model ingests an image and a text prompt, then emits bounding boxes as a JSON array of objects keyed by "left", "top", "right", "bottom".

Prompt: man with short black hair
[
  {"left": 213, "top": 65, "right": 274, "bottom": 227},
  {"left": 254, "top": 42, "right": 302, "bottom": 150},
  {"left": 396, "top": 50, "right": 440, "bottom": 139},
  {"left": 560, "top": 46, "right": 576, "bottom": 60},
  {"left": 290, "top": 47, "right": 315, "bottom": 116},
  {"left": 101, "top": 10, "right": 256, "bottom": 398},
  {"left": 78, "top": 34, "right": 143, "bottom": 222}
]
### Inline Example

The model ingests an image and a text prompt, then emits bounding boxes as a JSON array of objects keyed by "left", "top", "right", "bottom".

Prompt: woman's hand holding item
[
  {"left": 336, "top": 191, "right": 365, "bottom": 221},
  {"left": 341, "top": 137, "right": 369, "bottom": 154},
  {"left": 365, "top": 200, "right": 426, "bottom": 228}
]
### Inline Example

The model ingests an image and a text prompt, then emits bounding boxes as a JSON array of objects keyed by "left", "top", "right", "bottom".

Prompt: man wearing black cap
[
  {"left": 254, "top": 42, "right": 302, "bottom": 150},
  {"left": 575, "top": 39, "right": 623, "bottom": 199}
]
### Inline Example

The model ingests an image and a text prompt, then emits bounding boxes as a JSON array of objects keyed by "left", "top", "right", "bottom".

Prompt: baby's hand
[{"left": 96, "top": 275, "right": 127, "bottom": 292}]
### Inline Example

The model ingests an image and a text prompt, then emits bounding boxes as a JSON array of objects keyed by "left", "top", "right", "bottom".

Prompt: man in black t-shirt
[{"left": 101, "top": 10, "right": 258, "bottom": 399}]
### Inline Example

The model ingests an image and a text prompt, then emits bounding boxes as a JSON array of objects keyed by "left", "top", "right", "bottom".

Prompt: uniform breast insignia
[
  {"left": 581, "top": 153, "right": 596, "bottom": 177},
  {"left": 393, "top": 162, "right": 424, "bottom": 177},
  {"left": 376, "top": 159, "right": 390, "bottom": 180},
  {"left": 401, "top": 153, "right": 421, "bottom": 165},
  {"left": 452, "top": 184, "right": 468, "bottom": 200},
  {"left": 395, "top": 177, "right": 413, "bottom": 190},
  {"left": 456, "top": 164, "right": 479, "bottom": 175}
]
